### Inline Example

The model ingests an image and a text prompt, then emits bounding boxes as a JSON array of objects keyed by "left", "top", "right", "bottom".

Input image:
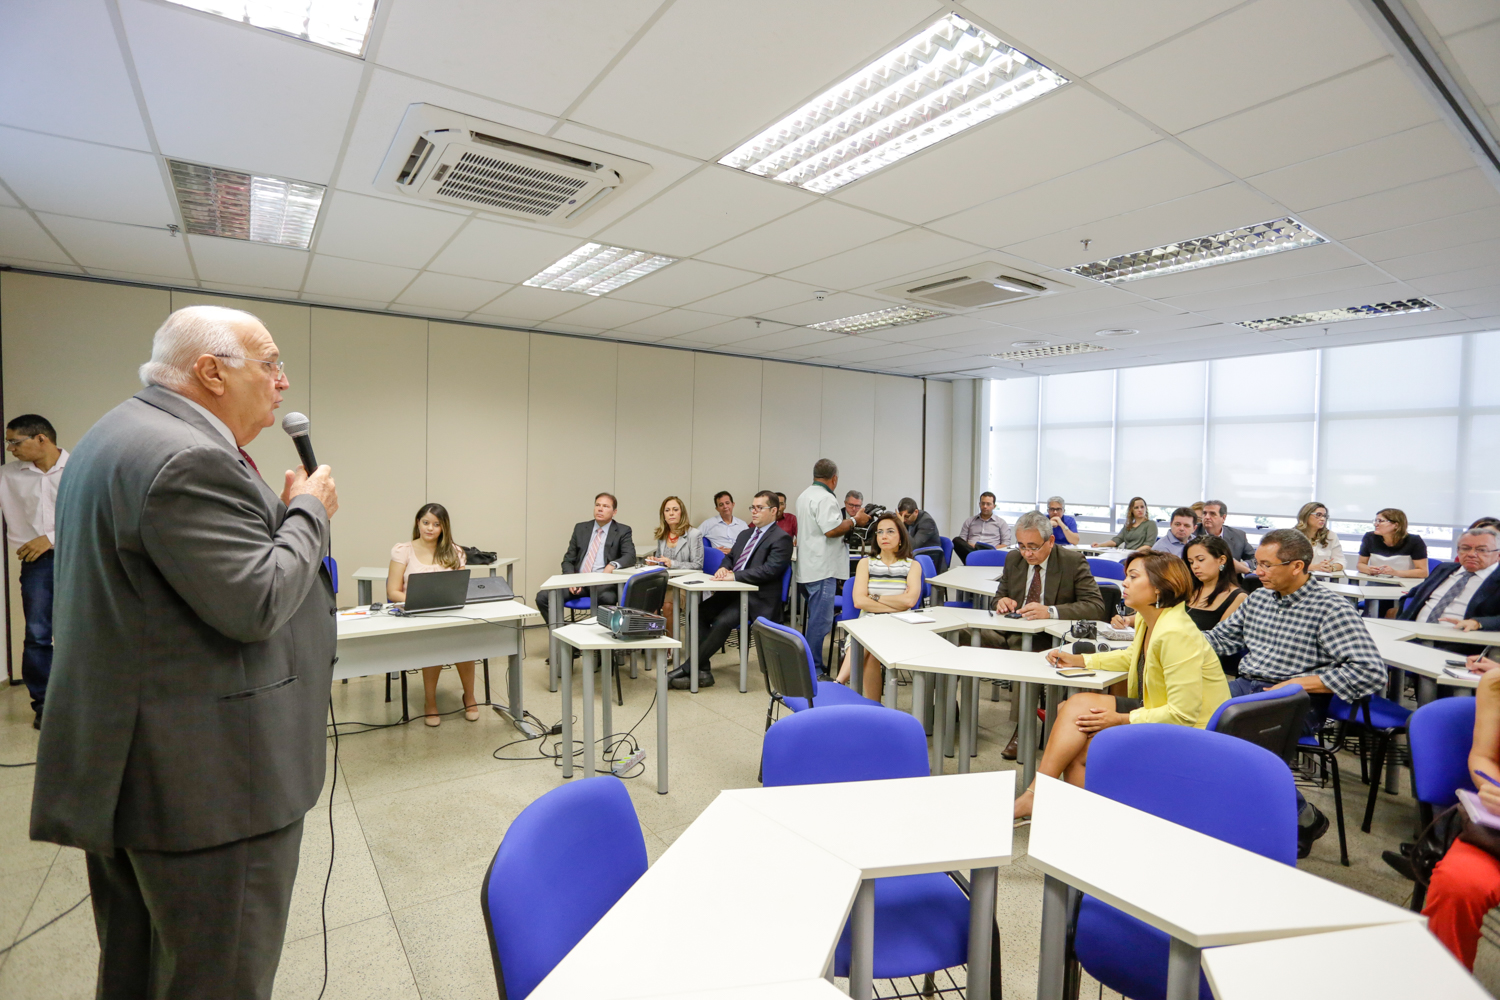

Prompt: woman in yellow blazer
[{"left": 1013, "top": 550, "right": 1230, "bottom": 820}]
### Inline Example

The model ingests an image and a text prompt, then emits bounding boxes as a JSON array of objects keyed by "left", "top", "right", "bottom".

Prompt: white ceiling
[{"left": 1, "top": 0, "right": 1497, "bottom": 380}]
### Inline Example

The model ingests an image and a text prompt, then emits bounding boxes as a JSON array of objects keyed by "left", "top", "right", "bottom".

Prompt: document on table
[{"left": 892, "top": 611, "right": 936, "bottom": 624}]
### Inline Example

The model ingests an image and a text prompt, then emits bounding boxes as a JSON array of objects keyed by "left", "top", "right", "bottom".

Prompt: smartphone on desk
[{"left": 1056, "top": 667, "right": 1095, "bottom": 678}]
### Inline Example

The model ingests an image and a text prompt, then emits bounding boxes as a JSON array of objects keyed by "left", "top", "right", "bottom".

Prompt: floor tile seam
[
  {"left": 0, "top": 843, "right": 63, "bottom": 977},
  {"left": 342, "top": 763, "right": 425, "bottom": 993}
]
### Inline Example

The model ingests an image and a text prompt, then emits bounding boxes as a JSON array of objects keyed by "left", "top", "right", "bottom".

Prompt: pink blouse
[{"left": 390, "top": 541, "right": 466, "bottom": 583}]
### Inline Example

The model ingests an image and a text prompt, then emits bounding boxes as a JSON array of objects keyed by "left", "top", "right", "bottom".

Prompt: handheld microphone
[{"left": 281, "top": 412, "right": 318, "bottom": 474}]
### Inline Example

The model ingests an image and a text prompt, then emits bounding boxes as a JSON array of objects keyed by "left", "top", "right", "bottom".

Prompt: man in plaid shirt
[{"left": 1206, "top": 528, "right": 1387, "bottom": 857}]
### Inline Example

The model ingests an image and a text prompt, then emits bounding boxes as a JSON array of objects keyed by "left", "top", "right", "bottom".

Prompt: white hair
[
  {"left": 1016, "top": 510, "right": 1051, "bottom": 537},
  {"left": 139, "top": 305, "right": 261, "bottom": 390},
  {"left": 1047, "top": 495, "right": 1065, "bottom": 506}
]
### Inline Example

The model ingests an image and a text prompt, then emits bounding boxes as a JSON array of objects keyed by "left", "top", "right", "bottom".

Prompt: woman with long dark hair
[
  {"left": 387, "top": 503, "right": 477, "bottom": 726},
  {"left": 836, "top": 511, "right": 923, "bottom": 702}
]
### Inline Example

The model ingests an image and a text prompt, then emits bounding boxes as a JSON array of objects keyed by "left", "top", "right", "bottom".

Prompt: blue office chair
[
  {"left": 1329, "top": 694, "right": 1412, "bottom": 833},
  {"left": 779, "top": 565, "right": 793, "bottom": 623},
  {"left": 1073, "top": 726, "right": 1297, "bottom": 1000},
  {"left": 829, "top": 576, "right": 861, "bottom": 670},
  {"left": 1207, "top": 685, "right": 1310, "bottom": 765},
  {"left": 480, "top": 777, "right": 647, "bottom": 1000},
  {"left": 1402, "top": 696, "right": 1478, "bottom": 908},
  {"left": 940, "top": 536, "right": 953, "bottom": 572},
  {"left": 914, "top": 554, "right": 936, "bottom": 607},
  {"left": 756, "top": 617, "right": 879, "bottom": 718},
  {"left": 761, "top": 706, "right": 998, "bottom": 989},
  {"left": 1087, "top": 557, "right": 1125, "bottom": 582},
  {"left": 703, "top": 541, "right": 726, "bottom": 576}
]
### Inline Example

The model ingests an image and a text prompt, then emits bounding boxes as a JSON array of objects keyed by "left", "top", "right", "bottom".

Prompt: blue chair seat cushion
[
  {"left": 564, "top": 596, "right": 592, "bottom": 610},
  {"left": 781, "top": 682, "right": 882, "bottom": 713},
  {"left": 832, "top": 873, "right": 970, "bottom": 979},
  {"left": 1075, "top": 896, "right": 1212, "bottom": 1000},
  {"left": 1329, "top": 695, "right": 1411, "bottom": 730}
]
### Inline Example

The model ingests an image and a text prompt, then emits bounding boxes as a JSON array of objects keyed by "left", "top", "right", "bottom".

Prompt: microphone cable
[{"left": 318, "top": 695, "right": 338, "bottom": 1000}]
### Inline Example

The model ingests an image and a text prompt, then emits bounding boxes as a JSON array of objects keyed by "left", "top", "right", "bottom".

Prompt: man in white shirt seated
[
  {"left": 1397, "top": 526, "right": 1500, "bottom": 633},
  {"left": 0, "top": 414, "right": 66, "bottom": 729},
  {"left": 699, "top": 491, "right": 747, "bottom": 554},
  {"left": 1152, "top": 508, "right": 1198, "bottom": 558},
  {"left": 953, "top": 491, "right": 1014, "bottom": 563}
]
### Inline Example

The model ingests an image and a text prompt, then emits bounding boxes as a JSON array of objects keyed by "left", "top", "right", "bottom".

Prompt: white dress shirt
[
  {"left": 177, "top": 394, "right": 238, "bottom": 450},
  {"left": 699, "top": 514, "right": 748, "bottom": 551},
  {"left": 1419, "top": 562, "right": 1497, "bottom": 621},
  {"left": 0, "top": 449, "right": 69, "bottom": 548}
]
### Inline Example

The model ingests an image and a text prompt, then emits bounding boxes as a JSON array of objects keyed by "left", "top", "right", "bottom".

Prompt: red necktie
[{"left": 238, "top": 448, "right": 260, "bottom": 475}]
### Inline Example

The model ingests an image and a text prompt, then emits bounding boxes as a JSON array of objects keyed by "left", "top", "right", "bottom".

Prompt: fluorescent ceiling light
[
  {"left": 990, "top": 342, "right": 1109, "bottom": 362},
  {"left": 1239, "top": 298, "right": 1440, "bottom": 332},
  {"left": 719, "top": 13, "right": 1067, "bottom": 193},
  {"left": 1066, "top": 218, "right": 1326, "bottom": 284},
  {"left": 161, "top": 1, "right": 377, "bottom": 57},
  {"left": 524, "top": 243, "right": 677, "bottom": 296},
  {"left": 809, "top": 304, "right": 947, "bottom": 334},
  {"left": 168, "top": 160, "right": 325, "bottom": 250}
]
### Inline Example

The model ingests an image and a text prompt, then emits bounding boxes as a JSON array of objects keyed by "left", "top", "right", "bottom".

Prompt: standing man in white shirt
[
  {"left": 699, "top": 491, "right": 748, "bottom": 554},
  {"left": 1, "top": 415, "right": 66, "bottom": 729},
  {"left": 795, "top": 459, "right": 870, "bottom": 679}
]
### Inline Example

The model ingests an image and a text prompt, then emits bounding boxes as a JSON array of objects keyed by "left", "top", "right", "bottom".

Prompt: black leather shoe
[
  {"left": 1382, "top": 849, "right": 1417, "bottom": 881},
  {"left": 667, "top": 665, "right": 690, "bottom": 682},
  {"left": 1297, "top": 805, "right": 1330, "bottom": 859},
  {"left": 669, "top": 669, "right": 714, "bottom": 690},
  {"left": 1001, "top": 728, "right": 1018, "bottom": 761}
]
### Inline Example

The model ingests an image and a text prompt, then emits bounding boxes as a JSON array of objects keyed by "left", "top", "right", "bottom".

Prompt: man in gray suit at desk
[{"left": 31, "top": 305, "right": 339, "bottom": 1000}]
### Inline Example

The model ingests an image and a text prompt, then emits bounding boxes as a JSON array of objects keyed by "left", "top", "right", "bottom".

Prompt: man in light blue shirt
[
  {"left": 795, "top": 459, "right": 869, "bottom": 678},
  {"left": 699, "top": 491, "right": 748, "bottom": 553},
  {"left": 1153, "top": 507, "right": 1198, "bottom": 558}
]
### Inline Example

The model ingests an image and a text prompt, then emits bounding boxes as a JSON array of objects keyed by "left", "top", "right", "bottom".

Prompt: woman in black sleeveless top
[{"left": 1184, "top": 535, "right": 1246, "bottom": 671}]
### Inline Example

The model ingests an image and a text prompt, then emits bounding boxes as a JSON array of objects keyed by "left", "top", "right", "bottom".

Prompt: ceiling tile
[
  {"left": 388, "top": 303, "right": 471, "bottom": 320},
  {"left": 614, "top": 308, "right": 730, "bottom": 339},
  {"left": 1088, "top": 0, "right": 1388, "bottom": 134},
  {"left": 425, "top": 219, "right": 585, "bottom": 284},
  {"left": 731, "top": 327, "right": 846, "bottom": 354},
  {"left": 473, "top": 285, "right": 590, "bottom": 323},
  {"left": 1379, "top": 236, "right": 1500, "bottom": 281},
  {"left": 1009, "top": 303, "right": 1209, "bottom": 338},
  {"left": 1248, "top": 121, "right": 1475, "bottom": 211},
  {"left": 597, "top": 167, "right": 815, "bottom": 258},
  {"left": 549, "top": 296, "right": 667, "bottom": 330},
  {"left": 394, "top": 271, "right": 511, "bottom": 312},
  {"left": 375, "top": 0, "right": 661, "bottom": 117},
  {"left": 928, "top": 140, "right": 1229, "bottom": 249},
  {"left": 312, "top": 191, "right": 467, "bottom": 269},
  {"left": 666, "top": 317, "right": 795, "bottom": 348},
  {"left": 120, "top": 0, "right": 362, "bottom": 182},
  {"left": 806, "top": 339, "right": 928, "bottom": 363},
  {"left": 41, "top": 214, "right": 195, "bottom": 280},
  {"left": 1446, "top": 19, "right": 1500, "bottom": 105},
  {"left": 187, "top": 236, "right": 311, "bottom": 290},
  {"left": 1415, "top": 0, "right": 1500, "bottom": 36},
  {"left": 0, "top": 0, "right": 151, "bottom": 149},
  {"left": 1299, "top": 168, "right": 1500, "bottom": 240},
  {"left": 755, "top": 292, "right": 900, "bottom": 327},
  {"left": 832, "top": 87, "right": 1158, "bottom": 224},
  {"left": 302, "top": 254, "right": 417, "bottom": 302},
  {"left": 607, "top": 259, "right": 762, "bottom": 307},
  {"left": 686, "top": 276, "right": 828, "bottom": 317},
  {"left": 1342, "top": 206, "right": 1500, "bottom": 262},
  {"left": 299, "top": 292, "right": 395, "bottom": 310},
  {"left": 1408, "top": 261, "right": 1500, "bottom": 295},
  {"left": 697, "top": 202, "right": 907, "bottom": 274},
  {"left": 780, "top": 228, "right": 988, "bottom": 291},
  {"left": 0, "top": 127, "right": 173, "bottom": 227},
  {"left": 1158, "top": 263, "right": 1405, "bottom": 314},
  {"left": 0, "top": 207, "right": 73, "bottom": 266},
  {"left": 571, "top": 0, "right": 944, "bottom": 158}
]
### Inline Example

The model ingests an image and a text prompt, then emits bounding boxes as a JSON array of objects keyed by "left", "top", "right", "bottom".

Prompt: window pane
[
  {"left": 1207, "top": 420, "right": 1314, "bottom": 514},
  {"left": 1322, "top": 336, "right": 1462, "bottom": 412},
  {"left": 1465, "top": 414, "right": 1500, "bottom": 524},
  {"left": 988, "top": 378, "right": 1037, "bottom": 504},
  {"left": 1471, "top": 331, "right": 1500, "bottom": 408},
  {"left": 1116, "top": 423, "right": 1202, "bottom": 506},
  {"left": 1319, "top": 415, "right": 1458, "bottom": 521},
  {"left": 1209, "top": 352, "right": 1316, "bottom": 418},
  {"left": 1041, "top": 370, "right": 1114, "bottom": 424},
  {"left": 1039, "top": 426, "right": 1113, "bottom": 506},
  {"left": 1118, "top": 361, "right": 1206, "bottom": 422}
]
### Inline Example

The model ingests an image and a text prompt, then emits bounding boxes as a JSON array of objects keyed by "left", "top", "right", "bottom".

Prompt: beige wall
[{"left": 0, "top": 271, "right": 934, "bottom": 660}]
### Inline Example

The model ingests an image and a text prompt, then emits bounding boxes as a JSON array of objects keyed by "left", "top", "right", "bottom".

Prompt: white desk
[
  {"left": 537, "top": 570, "right": 635, "bottom": 692},
  {"left": 928, "top": 566, "right": 1000, "bottom": 608},
  {"left": 1376, "top": 636, "right": 1479, "bottom": 704},
  {"left": 1200, "top": 921, "right": 1489, "bottom": 1000},
  {"left": 1319, "top": 580, "right": 1411, "bottom": 618},
  {"left": 1028, "top": 776, "right": 1421, "bottom": 1000},
  {"left": 1315, "top": 569, "right": 1418, "bottom": 590},
  {"left": 351, "top": 558, "right": 515, "bottom": 605},
  {"left": 667, "top": 574, "right": 758, "bottom": 693},
  {"left": 1400, "top": 619, "right": 1500, "bottom": 648},
  {"left": 551, "top": 621, "right": 678, "bottom": 792},
  {"left": 335, "top": 600, "right": 536, "bottom": 725},
  {"left": 531, "top": 773, "right": 1015, "bottom": 1000}
]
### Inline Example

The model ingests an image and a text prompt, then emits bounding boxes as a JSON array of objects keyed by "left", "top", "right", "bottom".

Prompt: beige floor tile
[
  {"left": 0, "top": 857, "right": 97, "bottom": 1000},
  {"left": 392, "top": 888, "right": 499, "bottom": 1000},
  {"left": 0, "top": 782, "right": 61, "bottom": 876},
  {"left": 283, "top": 800, "right": 391, "bottom": 944},
  {"left": 0, "top": 690, "right": 40, "bottom": 790},
  {"left": 271, "top": 913, "right": 418, "bottom": 1000},
  {"left": 0, "top": 865, "right": 49, "bottom": 954}
]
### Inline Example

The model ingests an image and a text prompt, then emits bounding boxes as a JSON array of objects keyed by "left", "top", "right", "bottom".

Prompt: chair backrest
[
  {"left": 481, "top": 777, "right": 647, "bottom": 1000},
  {"left": 940, "top": 536, "right": 953, "bottom": 566},
  {"left": 964, "top": 548, "right": 1007, "bottom": 568},
  {"left": 836, "top": 579, "right": 859, "bottom": 621},
  {"left": 1096, "top": 581, "right": 1123, "bottom": 617},
  {"left": 323, "top": 556, "right": 339, "bottom": 594},
  {"left": 620, "top": 567, "right": 668, "bottom": 614},
  {"left": 753, "top": 616, "right": 817, "bottom": 705},
  {"left": 1085, "top": 724, "right": 1298, "bottom": 865},
  {"left": 762, "top": 704, "right": 926, "bottom": 786},
  {"left": 914, "top": 554, "right": 935, "bottom": 604},
  {"left": 1208, "top": 686, "right": 1310, "bottom": 765},
  {"left": 1410, "top": 696, "right": 1479, "bottom": 809},
  {"left": 1087, "top": 557, "right": 1126, "bottom": 581},
  {"left": 703, "top": 544, "right": 725, "bottom": 575},
  {"left": 780, "top": 565, "right": 792, "bottom": 606}
]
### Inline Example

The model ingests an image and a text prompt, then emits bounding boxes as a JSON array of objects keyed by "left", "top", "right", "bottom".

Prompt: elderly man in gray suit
[{"left": 31, "top": 305, "right": 339, "bottom": 1000}]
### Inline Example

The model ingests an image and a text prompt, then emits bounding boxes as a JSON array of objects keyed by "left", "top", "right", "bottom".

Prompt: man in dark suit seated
[
  {"left": 1397, "top": 526, "right": 1500, "bottom": 636},
  {"left": 991, "top": 510, "right": 1108, "bottom": 631},
  {"left": 536, "top": 492, "right": 635, "bottom": 631},
  {"left": 670, "top": 490, "right": 792, "bottom": 690}
]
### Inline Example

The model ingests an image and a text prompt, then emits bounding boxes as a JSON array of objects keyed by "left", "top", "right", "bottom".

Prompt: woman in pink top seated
[{"left": 387, "top": 503, "right": 476, "bottom": 726}]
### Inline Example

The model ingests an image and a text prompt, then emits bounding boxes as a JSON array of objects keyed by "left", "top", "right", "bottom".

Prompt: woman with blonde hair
[
  {"left": 1358, "top": 507, "right": 1430, "bottom": 579},
  {"left": 387, "top": 503, "right": 477, "bottom": 726},
  {"left": 1097, "top": 496, "right": 1157, "bottom": 551},
  {"left": 1296, "top": 501, "right": 1345, "bottom": 573},
  {"left": 645, "top": 496, "right": 701, "bottom": 642}
]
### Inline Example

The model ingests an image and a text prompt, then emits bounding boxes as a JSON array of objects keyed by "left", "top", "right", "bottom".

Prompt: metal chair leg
[{"left": 1361, "top": 730, "right": 1392, "bottom": 834}]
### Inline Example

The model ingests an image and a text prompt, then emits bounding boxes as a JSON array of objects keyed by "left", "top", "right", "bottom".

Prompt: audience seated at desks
[
  {"left": 1114, "top": 535, "right": 1247, "bottom": 652},
  {"left": 1045, "top": 495, "right": 1079, "bottom": 545},
  {"left": 699, "top": 491, "right": 747, "bottom": 554},
  {"left": 1200, "top": 500, "right": 1256, "bottom": 574},
  {"left": 836, "top": 511, "right": 924, "bottom": 702},
  {"left": 386, "top": 503, "right": 477, "bottom": 726},
  {"left": 645, "top": 495, "right": 701, "bottom": 639},
  {"left": 953, "top": 490, "right": 1012, "bottom": 563},
  {"left": 1150, "top": 507, "right": 1197, "bottom": 559},
  {"left": 1012, "top": 551, "right": 1230, "bottom": 820},
  {"left": 1095, "top": 496, "right": 1156, "bottom": 551},
  {"left": 1359, "top": 507, "right": 1429, "bottom": 579},
  {"left": 988, "top": 510, "right": 1107, "bottom": 634},
  {"left": 896, "top": 497, "right": 941, "bottom": 558},
  {"left": 1297, "top": 501, "right": 1346, "bottom": 573},
  {"left": 535, "top": 492, "right": 634, "bottom": 634},
  {"left": 1394, "top": 525, "right": 1500, "bottom": 631}
]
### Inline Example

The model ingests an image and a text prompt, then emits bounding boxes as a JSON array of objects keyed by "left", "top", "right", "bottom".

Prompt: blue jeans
[
  {"left": 20, "top": 549, "right": 54, "bottom": 715},
  {"left": 1228, "top": 675, "right": 1330, "bottom": 822},
  {"left": 802, "top": 577, "right": 838, "bottom": 676}
]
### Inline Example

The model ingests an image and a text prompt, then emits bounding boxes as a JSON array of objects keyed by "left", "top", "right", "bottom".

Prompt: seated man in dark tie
[
  {"left": 670, "top": 491, "right": 792, "bottom": 690},
  {"left": 1397, "top": 526, "right": 1500, "bottom": 642},
  {"left": 536, "top": 492, "right": 635, "bottom": 637}
]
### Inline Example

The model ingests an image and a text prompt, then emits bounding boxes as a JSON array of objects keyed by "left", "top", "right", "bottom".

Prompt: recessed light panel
[
  {"left": 168, "top": 160, "right": 325, "bottom": 250},
  {"left": 1239, "top": 298, "right": 1440, "bottom": 332},
  {"left": 719, "top": 13, "right": 1067, "bottom": 194},
  {"left": 162, "top": 1, "right": 378, "bottom": 56},
  {"left": 523, "top": 243, "right": 677, "bottom": 296},
  {"left": 990, "top": 342, "right": 1109, "bottom": 362},
  {"left": 809, "top": 305, "right": 947, "bottom": 334},
  {"left": 1066, "top": 218, "right": 1326, "bottom": 284}
]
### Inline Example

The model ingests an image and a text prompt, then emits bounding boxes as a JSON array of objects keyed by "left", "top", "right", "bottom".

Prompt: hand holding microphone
[{"left": 279, "top": 412, "right": 339, "bottom": 516}]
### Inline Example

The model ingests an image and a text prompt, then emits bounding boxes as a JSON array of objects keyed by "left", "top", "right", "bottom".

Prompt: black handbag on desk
[{"left": 462, "top": 546, "right": 497, "bottom": 565}]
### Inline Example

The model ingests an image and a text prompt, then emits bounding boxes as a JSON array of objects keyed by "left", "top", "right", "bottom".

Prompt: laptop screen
[{"left": 403, "top": 569, "right": 472, "bottom": 613}]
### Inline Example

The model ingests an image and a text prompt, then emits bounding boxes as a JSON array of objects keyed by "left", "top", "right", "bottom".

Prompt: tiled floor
[{"left": 0, "top": 627, "right": 1419, "bottom": 1000}]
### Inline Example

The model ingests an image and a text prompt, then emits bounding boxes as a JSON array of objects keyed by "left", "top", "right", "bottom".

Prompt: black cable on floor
[
  {"left": 0, "top": 893, "right": 90, "bottom": 956},
  {"left": 318, "top": 697, "right": 339, "bottom": 1000},
  {"left": 0, "top": 760, "right": 35, "bottom": 767}
]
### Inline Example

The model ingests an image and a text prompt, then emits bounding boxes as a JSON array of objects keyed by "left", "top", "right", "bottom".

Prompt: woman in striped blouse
[{"left": 836, "top": 511, "right": 924, "bottom": 701}]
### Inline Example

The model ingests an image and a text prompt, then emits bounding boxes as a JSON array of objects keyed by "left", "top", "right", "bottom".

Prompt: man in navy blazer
[
  {"left": 670, "top": 490, "right": 792, "bottom": 689},
  {"left": 1397, "top": 526, "right": 1500, "bottom": 631},
  {"left": 535, "top": 492, "right": 635, "bottom": 625}
]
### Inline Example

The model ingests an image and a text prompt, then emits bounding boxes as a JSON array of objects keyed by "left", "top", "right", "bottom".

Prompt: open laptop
[
  {"left": 402, "top": 569, "right": 471, "bottom": 614},
  {"left": 466, "top": 576, "right": 514, "bottom": 603}
]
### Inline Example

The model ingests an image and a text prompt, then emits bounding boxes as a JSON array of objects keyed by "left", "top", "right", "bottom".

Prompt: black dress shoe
[
  {"left": 669, "top": 668, "right": 714, "bottom": 690},
  {"left": 1382, "top": 849, "right": 1417, "bottom": 881},
  {"left": 1001, "top": 728, "right": 1018, "bottom": 761},
  {"left": 667, "top": 665, "right": 690, "bottom": 682},
  {"left": 1297, "top": 805, "right": 1330, "bottom": 859}
]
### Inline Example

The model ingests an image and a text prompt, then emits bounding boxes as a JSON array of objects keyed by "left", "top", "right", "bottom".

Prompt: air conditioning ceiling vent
[
  {"left": 878, "top": 262, "right": 1054, "bottom": 311},
  {"left": 375, "top": 104, "right": 650, "bottom": 227}
]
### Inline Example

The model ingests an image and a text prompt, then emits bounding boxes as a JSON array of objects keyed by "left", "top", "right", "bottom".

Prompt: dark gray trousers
[{"left": 86, "top": 816, "right": 304, "bottom": 1000}]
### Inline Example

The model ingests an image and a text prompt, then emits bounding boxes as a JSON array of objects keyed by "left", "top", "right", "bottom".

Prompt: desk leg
[
  {"left": 967, "top": 866, "right": 998, "bottom": 1000},
  {"left": 883, "top": 660, "right": 898, "bottom": 708},
  {"left": 357, "top": 579, "right": 371, "bottom": 606},
  {"left": 933, "top": 674, "right": 951, "bottom": 771},
  {"left": 689, "top": 592, "right": 700, "bottom": 694},
  {"left": 1417, "top": 675, "right": 1437, "bottom": 706},
  {"left": 739, "top": 591, "right": 749, "bottom": 693},
  {"left": 1043, "top": 684, "right": 1061, "bottom": 745},
  {"left": 849, "top": 879, "right": 876, "bottom": 1000},
  {"left": 548, "top": 594, "right": 562, "bottom": 693},
  {"left": 506, "top": 563, "right": 513, "bottom": 588},
  {"left": 910, "top": 670, "right": 928, "bottom": 725},
  {"left": 561, "top": 649, "right": 573, "bottom": 779},
  {"left": 601, "top": 651, "right": 613, "bottom": 751},
  {"left": 958, "top": 673, "right": 974, "bottom": 774},
  {"left": 582, "top": 650, "right": 596, "bottom": 778},
  {"left": 1021, "top": 632, "right": 1034, "bottom": 652},
  {"left": 1385, "top": 668, "right": 1404, "bottom": 794},
  {"left": 850, "top": 636, "right": 863, "bottom": 694},
  {"left": 1165, "top": 937, "right": 1202, "bottom": 1000},
  {"left": 1019, "top": 682, "right": 1039, "bottom": 789},
  {"left": 656, "top": 648, "right": 669, "bottom": 794},
  {"left": 482, "top": 658, "right": 491, "bottom": 705},
  {"left": 945, "top": 673, "right": 959, "bottom": 759},
  {"left": 400, "top": 671, "right": 409, "bottom": 724},
  {"left": 1037, "top": 874, "right": 1072, "bottom": 1000}
]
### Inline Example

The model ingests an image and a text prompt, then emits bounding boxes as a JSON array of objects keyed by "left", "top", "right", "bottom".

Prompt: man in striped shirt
[{"left": 1206, "top": 528, "right": 1386, "bottom": 857}]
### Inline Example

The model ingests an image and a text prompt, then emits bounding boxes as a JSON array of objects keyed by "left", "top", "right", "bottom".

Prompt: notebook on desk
[{"left": 466, "top": 576, "right": 514, "bottom": 603}]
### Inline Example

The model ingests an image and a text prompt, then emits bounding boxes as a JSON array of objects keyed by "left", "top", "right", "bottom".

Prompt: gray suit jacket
[{"left": 31, "top": 386, "right": 335, "bottom": 854}]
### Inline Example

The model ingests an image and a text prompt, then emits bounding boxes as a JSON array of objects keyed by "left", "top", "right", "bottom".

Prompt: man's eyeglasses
[
  {"left": 1458, "top": 545, "right": 1498, "bottom": 555},
  {"left": 4, "top": 434, "right": 35, "bottom": 450},
  {"left": 748, "top": 504, "right": 772, "bottom": 513},
  {"left": 1017, "top": 543, "right": 1047, "bottom": 553},
  {"left": 215, "top": 355, "right": 286, "bottom": 376},
  {"left": 1257, "top": 559, "right": 1300, "bottom": 569}
]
